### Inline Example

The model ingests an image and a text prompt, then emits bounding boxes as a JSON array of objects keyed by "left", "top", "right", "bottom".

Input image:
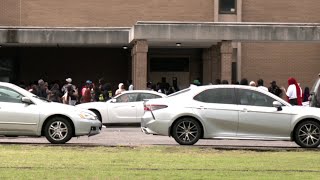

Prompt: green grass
[{"left": 0, "top": 145, "right": 319, "bottom": 180}]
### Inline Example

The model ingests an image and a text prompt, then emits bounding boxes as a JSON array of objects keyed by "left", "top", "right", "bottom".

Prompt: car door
[
  {"left": 236, "top": 89, "right": 293, "bottom": 139},
  {"left": 193, "top": 87, "right": 239, "bottom": 137},
  {"left": 0, "top": 86, "right": 40, "bottom": 135},
  {"left": 107, "top": 93, "right": 139, "bottom": 123}
]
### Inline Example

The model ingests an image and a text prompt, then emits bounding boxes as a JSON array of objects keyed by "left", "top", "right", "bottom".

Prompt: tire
[
  {"left": 294, "top": 120, "right": 320, "bottom": 148},
  {"left": 172, "top": 118, "right": 202, "bottom": 145},
  {"left": 44, "top": 117, "right": 73, "bottom": 144}
]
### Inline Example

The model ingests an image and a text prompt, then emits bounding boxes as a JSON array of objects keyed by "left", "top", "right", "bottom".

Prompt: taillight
[{"left": 144, "top": 104, "right": 168, "bottom": 111}]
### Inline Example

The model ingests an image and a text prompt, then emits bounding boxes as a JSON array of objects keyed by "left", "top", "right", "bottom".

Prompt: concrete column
[
  {"left": 202, "top": 45, "right": 220, "bottom": 84},
  {"left": 220, "top": 41, "right": 233, "bottom": 83},
  {"left": 131, "top": 40, "right": 148, "bottom": 90}
]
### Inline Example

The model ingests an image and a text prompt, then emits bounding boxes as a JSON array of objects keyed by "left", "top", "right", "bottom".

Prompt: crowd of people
[
  {"left": 206, "top": 77, "right": 308, "bottom": 106},
  {"left": 19, "top": 76, "right": 309, "bottom": 107}
]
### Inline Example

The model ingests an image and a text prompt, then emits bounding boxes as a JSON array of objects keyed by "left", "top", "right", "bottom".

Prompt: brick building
[{"left": 0, "top": 0, "right": 320, "bottom": 90}]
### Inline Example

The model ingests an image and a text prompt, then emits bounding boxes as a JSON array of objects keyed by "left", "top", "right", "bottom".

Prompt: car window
[
  {"left": 0, "top": 86, "right": 23, "bottom": 103},
  {"left": 238, "top": 89, "right": 275, "bottom": 107},
  {"left": 193, "top": 88, "right": 236, "bottom": 104},
  {"left": 137, "top": 93, "right": 162, "bottom": 101},
  {"left": 116, "top": 93, "right": 138, "bottom": 103}
]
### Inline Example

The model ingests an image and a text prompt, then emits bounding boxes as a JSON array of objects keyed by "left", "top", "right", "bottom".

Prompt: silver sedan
[
  {"left": 142, "top": 85, "right": 320, "bottom": 148},
  {"left": 0, "top": 82, "right": 101, "bottom": 144}
]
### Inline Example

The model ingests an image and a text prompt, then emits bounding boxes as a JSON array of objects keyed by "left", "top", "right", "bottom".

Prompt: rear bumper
[{"left": 141, "top": 112, "right": 170, "bottom": 136}]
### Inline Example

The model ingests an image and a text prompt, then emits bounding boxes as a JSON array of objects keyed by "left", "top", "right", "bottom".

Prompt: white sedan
[
  {"left": 0, "top": 82, "right": 101, "bottom": 144},
  {"left": 142, "top": 85, "right": 320, "bottom": 148},
  {"left": 77, "top": 90, "right": 166, "bottom": 124}
]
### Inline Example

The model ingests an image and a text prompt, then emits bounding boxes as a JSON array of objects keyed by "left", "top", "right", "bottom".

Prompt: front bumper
[{"left": 73, "top": 118, "right": 102, "bottom": 137}]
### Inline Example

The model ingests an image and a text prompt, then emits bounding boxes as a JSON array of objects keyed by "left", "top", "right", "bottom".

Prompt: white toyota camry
[
  {"left": 77, "top": 90, "right": 166, "bottom": 124},
  {"left": 142, "top": 85, "right": 320, "bottom": 148},
  {"left": 0, "top": 82, "right": 101, "bottom": 144}
]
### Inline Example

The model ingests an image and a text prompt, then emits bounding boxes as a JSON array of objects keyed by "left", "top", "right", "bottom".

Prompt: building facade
[{"left": 0, "top": 0, "right": 320, "bottom": 90}]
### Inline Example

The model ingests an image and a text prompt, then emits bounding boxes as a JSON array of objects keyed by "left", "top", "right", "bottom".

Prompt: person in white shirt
[
  {"left": 257, "top": 79, "right": 268, "bottom": 91},
  {"left": 283, "top": 77, "right": 302, "bottom": 105},
  {"left": 115, "top": 83, "right": 126, "bottom": 96}
]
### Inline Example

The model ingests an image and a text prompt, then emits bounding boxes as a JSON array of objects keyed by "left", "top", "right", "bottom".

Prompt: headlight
[{"left": 78, "top": 112, "right": 97, "bottom": 120}]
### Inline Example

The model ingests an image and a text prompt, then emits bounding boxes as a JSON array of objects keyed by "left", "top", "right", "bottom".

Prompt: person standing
[
  {"left": 36, "top": 79, "right": 47, "bottom": 98},
  {"left": 257, "top": 79, "right": 268, "bottom": 91},
  {"left": 128, "top": 80, "right": 134, "bottom": 91},
  {"left": 81, "top": 80, "right": 93, "bottom": 103},
  {"left": 303, "top": 87, "right": 310, "bottom": 102},
  {"left": 62, "top": 78, "right": 76, "bottom": 94},
  {"left": 249, "top": 81, "right": 256, "bottom": 87},
  {"left": 115, "top": 83, "right": 126, "bottom": 96},
  {"left": 283, "top": 77, "right": 302, "bottom": 105},
  {"left": 48, "top": 83, "right": 62, "bottom": 103},
  {"left": 268, "top": 81, "right": 282, "bottom": 97}
]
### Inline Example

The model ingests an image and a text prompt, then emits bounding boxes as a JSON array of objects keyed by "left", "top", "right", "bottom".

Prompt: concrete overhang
[
  {"left": 0, "top": 27, "right": 130, "bottom": 46},
  {"left": 133, "top": 21, "right": 320, "bottom": 43}
]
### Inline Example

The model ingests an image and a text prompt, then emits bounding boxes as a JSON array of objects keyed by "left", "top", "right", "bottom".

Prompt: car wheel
[
  {"left": 294, "top": 120, "right": 320, "bottom": 148},
  {"left": 172, "top": 118, "right": 201, "bottom": 145},
  {"left": 44, "top": 117, "right": 73, "bottom": 144}
]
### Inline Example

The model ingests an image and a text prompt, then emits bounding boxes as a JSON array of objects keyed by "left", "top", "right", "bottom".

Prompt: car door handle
[
  {"left": 196, "top": 106, "right": 206, "bottom": 110},
  {"left": 131, "top": 106, "right": 135, "bottom": 107},
  {"left": 241, "top": 108, "right": 248, "bottom": 112}
]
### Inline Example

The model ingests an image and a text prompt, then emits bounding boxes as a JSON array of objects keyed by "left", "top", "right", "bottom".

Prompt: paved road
[{"left": 1, "top": 127, "right": 315, "bottom": 151}]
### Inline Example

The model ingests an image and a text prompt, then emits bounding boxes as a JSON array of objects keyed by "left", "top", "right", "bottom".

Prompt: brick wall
[
  {"left": 0, "top": 0, "right": 20, "bottom": 26},
  {"left": 243, "top": 0, "right": 320, "bottom": 22},
  {"left": 242, "top": 0, "right": 320, "bottom": 91},
  {"left": 0, "top": 0, "right": 214, "bottom": 26},
  {"left": 241, "top": 43, "right": 320, "bottom": 90}
]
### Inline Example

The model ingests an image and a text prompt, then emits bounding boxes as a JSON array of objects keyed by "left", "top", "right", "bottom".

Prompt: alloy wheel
[
  {"left": 173, "top": 119, "right": 201, "bottom": 145},
  {"left": 297, "top": 123, "right": 320, "bottom": 147},
  {"left": 48, "top": 121, "right": 69, "bottom": 141}
]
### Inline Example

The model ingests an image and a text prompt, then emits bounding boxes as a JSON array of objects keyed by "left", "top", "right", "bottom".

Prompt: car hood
[
  {"left": 39, "top": 102, "right": 94, "bottom": 115},
  {"left": 76, "top": 102, "right": 106, "bottom": 109}
]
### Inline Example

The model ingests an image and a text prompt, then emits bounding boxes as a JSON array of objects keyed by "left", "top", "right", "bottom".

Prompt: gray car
[
  {"left": 142, "top": 85, "right": 320, "bottom": 148},
  {"left": 0, "top": 82, "right": 101, "bottom": 144}
]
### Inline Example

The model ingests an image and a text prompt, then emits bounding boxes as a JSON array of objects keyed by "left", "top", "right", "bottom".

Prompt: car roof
[{"left": 116, "top": 90, "right": 167, "bottom": 97}]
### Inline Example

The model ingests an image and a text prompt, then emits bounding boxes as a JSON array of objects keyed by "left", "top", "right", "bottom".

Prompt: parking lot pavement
[{"left": 0, "top": 127, "right": 313, "bottom": 150}]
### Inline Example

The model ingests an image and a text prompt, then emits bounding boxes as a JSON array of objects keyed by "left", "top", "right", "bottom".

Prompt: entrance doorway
[{"left": 149, "top": 57, "right": 190, "bottom": 89}]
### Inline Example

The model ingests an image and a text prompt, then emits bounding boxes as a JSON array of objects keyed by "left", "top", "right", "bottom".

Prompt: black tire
[
  {"left": 172, "top": 118, "right": 202, "bottom": 145},
  {"left": 44, "top": 117, "right": 73, "bottom": 144},
  {"left": 294, "top": 120, "right": 320, "bottom": 148}
]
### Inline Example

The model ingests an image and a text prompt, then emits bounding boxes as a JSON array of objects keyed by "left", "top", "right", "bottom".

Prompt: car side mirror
[
  {"left": 110, "top": 98, "right": 116, "bottom": 103},
  {"left": 273, "top": 101, "right": 282, "bottom": 111},
  {"left": 21, "top": 97, "right": 33, "bottom": 104}
]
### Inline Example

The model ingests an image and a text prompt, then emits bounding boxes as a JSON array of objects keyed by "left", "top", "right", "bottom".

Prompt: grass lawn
[{"left": 0, "top": 145, "right": 319, "bottom": 179}]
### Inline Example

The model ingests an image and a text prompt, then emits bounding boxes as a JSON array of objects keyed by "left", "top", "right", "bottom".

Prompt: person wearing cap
[
  {"left": 268, "top": 80, "right": 282, "bottom": 97},
  {"left": 62, "top": 78, "right": 72, "bottom": 94},
  {"left": 81, "top": 80, "right": 93, "bottom": 103}
]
